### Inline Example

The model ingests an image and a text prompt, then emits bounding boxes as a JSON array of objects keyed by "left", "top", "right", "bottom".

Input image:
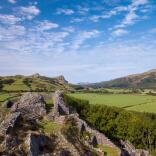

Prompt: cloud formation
[
  {"left": 18, "top": 5, "right": 40, "bottom": 20},
  {"left": 8, "top": 0, "right": 16, "bottom": 4},
  {"left": 56, "top": 8, "right": 74, "bottom": 15}
]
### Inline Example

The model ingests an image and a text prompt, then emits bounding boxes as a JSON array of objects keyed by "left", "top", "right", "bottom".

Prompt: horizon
[
  {"left": 0, "top": 0, "right": 156, "bottom": 83},
  {"left": 0, "top": 67, "right": 155, "bottom": 84}
]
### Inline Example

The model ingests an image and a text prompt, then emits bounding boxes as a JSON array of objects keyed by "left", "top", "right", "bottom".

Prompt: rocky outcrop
[
  {"left": 0, "top": 112, "right": 21, "bottom": 135},
  {"left": 51, "top": 91, "right": 121, "bottom": 155},
  {"left": 25, "top": 132, "right": 51, "bottom": 156},
  {"left": 53, "top": 90, "right": 70, "bottom": 116},
  {"left": 120, "top": 140, "right": 149, "bottom": 156},
  {"left": 2, "top": 100, "right": 13, "bottom": 108},
  {"left": 55, "top": 75, "right": 68, "bottom": 84},
  {"left": 69, "top": 114, "right": 118, "bottom": 148},
  {"left": 11, "top": 93, "right": 46, "bottom": 120},
  {"left": 31, "top": 73, "right": 40, "bottom": 78}
]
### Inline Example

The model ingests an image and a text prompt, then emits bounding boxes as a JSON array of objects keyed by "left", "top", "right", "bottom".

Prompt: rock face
[
  {"left": 70, "top": 114, "right": 117, "bottom": 148},
  {"left": 12, "top": 93, "right": 46, "bottom": 120},
  {"left": 0, "top": 112, "right": 21, "bottom": 135},
  {"left": 25, "top": 132, "right": 51, "bottom": 156},
  {"left": 1, "top": 135, "right": 19, "bottom": 150},
  {"left": 53, "top": 90, "right": 70, "bottom": 116},
  {"left": 55, "top": 75, "right": 68, "bottom": 84},
  {"left": 2, "top": 100, "right": 13, "bottom": 108},
  {"left": 120, "top": 140, "right": 149, "bottom": 156}
]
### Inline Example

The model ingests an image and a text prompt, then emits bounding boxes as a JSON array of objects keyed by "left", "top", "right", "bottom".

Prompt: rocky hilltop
[
  {"left": 0, "top": 91, "right": 149, "bottom": 156},
  {"left": 0, "top": 74, "right": 73, "bottom": 92}
]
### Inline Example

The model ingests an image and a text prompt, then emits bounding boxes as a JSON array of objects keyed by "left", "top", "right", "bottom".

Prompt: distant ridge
[
  {"left": 81, "top": 69, "right": 156, "bottom": 89},
  {"left": 0, "top": 74, "right": 73, "bottom": 92}
]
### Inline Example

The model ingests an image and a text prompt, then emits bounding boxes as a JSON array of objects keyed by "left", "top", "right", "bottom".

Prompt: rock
[
  {"left": 120, "top": 140, "right": 149, "bottom": 156},
  {"left": 53, "top": 90, "right": 70, "bottom": 116},
  {"left": 0, "top": 112, "right": 21, "bottom": 135},
  {"left": 25, "top": 132, "right": 50, "bottom": 156},
  {"left": 89, "top": 135, "right": 98, "bottom": 147},
  {"left": 1, "top": 135, "right": 19, "bottom": 150},
  {"left": 58, "top": 150, "right": 71, "bottom": 156},
  {"left": 55, "top": 75, "right": 68, "bottom": 84},
  {"left": 52, "top": 91, "right": 120, "bottom": 154},
  {"left": 11, "top": 92, "right": 46, "bottom": 120},
  {"left": 70, "top": 114, "right": 118, "bottom": 149},
  {"left": 2, "top": 100, "right": 13, "bottom": 108},
  {"left": 31, "top": 73, "right": 40, "bottom": 78}
]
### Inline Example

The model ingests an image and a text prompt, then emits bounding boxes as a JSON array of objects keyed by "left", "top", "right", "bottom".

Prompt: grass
[
  {"left": 98, "top": 145, "right": 119, "bottom": 156},
  {"left": 69, "top": 93, "right": 156, "bottom": 113},
  {"left": 39, "top": 119, "right": 62, "bottom": 134},
  {"left": 0, "top": 92, "right": 20, "bottom": 104}
]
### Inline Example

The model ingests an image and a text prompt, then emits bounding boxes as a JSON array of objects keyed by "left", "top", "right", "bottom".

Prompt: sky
[{"left": 0, "top": 0, "right": 156, "bottom": 83}]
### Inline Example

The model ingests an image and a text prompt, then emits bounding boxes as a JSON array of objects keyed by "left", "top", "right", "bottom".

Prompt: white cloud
[
  {"left": 56, "top": 8, "right": 74, "bottom": 15},
  {"left": 115, "top": 0, "right": 149, "bottom": 28},
  {"left": 0, "top": 14, "right": 21, "bottom": 25},
  {"left": 90, "top": 6, "right": 127, "bottom": 22},
  {"left": 18, "top": 5, "right": 40, "bottom": 20},
  {"left": 71, "top": 30, "right": 100, "bottom": 51},
  {"left": 70, "top": 18, "right": 84, "bottom": 23},
  {"left": 77, "top": 6, "right": 89, "bottom": 15},
  {"left": 122, "top": 11, "right": 138, "bottom": 26},
  {"left": 132, "top": 0, "right": 148, "bottom": 7},
  {"left": 62, "top": 26, "right": 75, "bottom": 33},
  {"left": 8, "top": 0, "right": 16, "bottom": 4},
  {"left": 38, "top": 20, "right": 59, "bottom": 31},
  {"left": 112, "top": 29, "right": 129, "bottom": 37}
]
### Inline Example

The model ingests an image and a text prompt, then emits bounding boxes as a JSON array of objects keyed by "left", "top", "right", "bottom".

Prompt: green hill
[
  {"left": 0, "top": 74, "right": 74, "bottom": 92},
  {"left": 82, "top": 69, "right": 156, "bottom": 89}
]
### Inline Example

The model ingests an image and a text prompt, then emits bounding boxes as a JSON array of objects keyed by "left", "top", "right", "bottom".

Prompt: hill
[
  {"left": 0, "top": 74, "right": 74, "bottom": 92},
  {"left": 82, "top": 69, "right": 156, "bottom": 89},
  {"left": 0, "top": 91, "right": 149, "bottom": 156}
]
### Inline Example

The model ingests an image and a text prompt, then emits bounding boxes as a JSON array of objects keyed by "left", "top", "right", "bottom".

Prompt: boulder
[
  {"left": 11, "top": 93, "right": 46, "bottom": 120},
  {"left": 2, "top": 100, "right": 13, "bottom": 108},
  {"left": 0, "top": 112, "right": 21, "bottom": 135},
  {"left": 53, "top": 90, "right": 70, "bottom": 116}
]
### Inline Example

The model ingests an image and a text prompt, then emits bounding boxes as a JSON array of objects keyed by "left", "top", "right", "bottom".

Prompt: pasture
[{"left": 69, "top": 93, "right": 156, "bottom": 113}]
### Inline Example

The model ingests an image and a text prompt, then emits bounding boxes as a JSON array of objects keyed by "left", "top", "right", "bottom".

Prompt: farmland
[{"left": 69, "top": 93, "right": 156, "bottom": 113}]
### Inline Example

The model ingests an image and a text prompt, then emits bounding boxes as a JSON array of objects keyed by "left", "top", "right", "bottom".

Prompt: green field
[{"left": 69, "top": 93, "right": 156, "bottom": 113}]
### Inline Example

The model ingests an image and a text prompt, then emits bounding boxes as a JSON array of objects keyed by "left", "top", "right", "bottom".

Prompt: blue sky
[{"left": 0, "top": 0, "right": 156, "bottom": 83}]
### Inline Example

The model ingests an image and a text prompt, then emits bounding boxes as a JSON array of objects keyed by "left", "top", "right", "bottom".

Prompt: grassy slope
[
  {"left": 69, "top": 93, "right": 156, "bottom": 113},
  {"left": 0, "top": 75, "right": 73, "bottom": 92}
]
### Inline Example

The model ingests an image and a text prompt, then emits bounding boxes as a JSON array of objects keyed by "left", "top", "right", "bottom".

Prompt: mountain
[
  {"left": 0, "top": 74, "right": 74, "bottom": 92},
  {"left": 82, "top": 69, "right": 156, "bottom": 89}
]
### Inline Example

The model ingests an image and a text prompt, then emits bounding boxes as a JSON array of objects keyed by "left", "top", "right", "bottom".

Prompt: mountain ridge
[{"left": 81, "top": 68, "right": 156, "bottom": 89}]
